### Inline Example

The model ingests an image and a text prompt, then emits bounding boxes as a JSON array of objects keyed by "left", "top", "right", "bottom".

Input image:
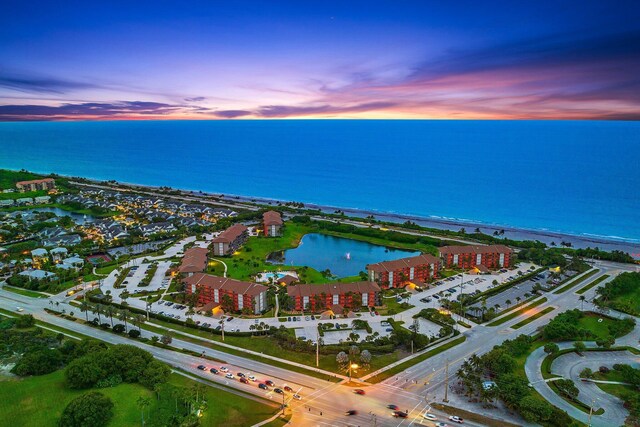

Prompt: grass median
[
  {"left": 366, "top": 335, "right": 467, "bottom": 383},
  {"left": 576, "top": 274, "right": 610, "bottom": 295},
  {"left": 511, "top": 307, "right": 555, "bottom": 329},
  {"left": 487, "top": 297, "right": 548, "bottom": 327},
  {"left": 552, "top": 269, "right": 599, "bottom": 294}
]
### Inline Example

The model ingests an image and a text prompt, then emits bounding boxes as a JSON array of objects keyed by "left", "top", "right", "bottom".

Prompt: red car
[
  {"left": 393, "top": 411, "right": 408, "bottom": 418},
  {"left": 239, "top": 377, "right": 249, "bottom": 384},
  {"left": 284, "top": 386, "right": 293, "bottom": 392},
  {"left": 265, "top": 380, "right": 275, "bottom": 387},
  {"left": 354, "top": 389, "right": 365, "bottom": 395}
]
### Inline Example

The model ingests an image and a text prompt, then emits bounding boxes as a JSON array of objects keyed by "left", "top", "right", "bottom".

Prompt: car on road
[
  {"left": 240, "top": 377, "right": 249, "bottom": 384},
  {"left": 219, "top": 366, "right": 228, "bottom": 372},
  {"left": 293, "top": 394, "right": 302, "bottom": 400},
  {"left": 274, "top": 388, "right": 284, "bottom": 394},
  {"left": 345, "top": 410, "right": 357, "bottom": 416},
  {"left": 15, "top": 307, "right": 24, "bottom": 312},
  {"left": 237, "top": 372, "right": 246, "bottom": 378},
  {"left": 423, "top": 413, "right": 437, "bottom": 420},
  {"left": 258, "top": 383, "right": 269, "bottom": 390},
  {"left": 433, "top": 294, "right": 440, "bottom": 299},
  {"left": 284, "top": 386, "right": 293, "bottom": 392},
  {"left": 448, "top": 415, "right": 464, "bottom": 423},
  {"left": 392, "top": 411, "right": 408, "bottom": 418},
  {"left": 387, "top": 404, "right": 398, "bottom": 410},
  {"left": 225, "top": 373, "right": 234, "bottom": 379},
  {"left": 265, "top": 380, "right": 275, "bottom": 387},
  {"left": 435, "top": 423, "right": 450, "bottom": 427},
  {"left": 248, "top": 375, "right": 257, "bottom": 382},
  {"left": 226, "top": 317, "right": 234, "bottom": 321},
  {"left": 353, "top": 389, "right": 365, "bottom": 395},
  {"left": 209, "top": 368, "right": 219, "bottom": 374},
  {"left": 385, "top": 328, "right": 393, "bottom": 332},
  {"left": 197, "top": 365, "right": 206, "bottom": 370}
]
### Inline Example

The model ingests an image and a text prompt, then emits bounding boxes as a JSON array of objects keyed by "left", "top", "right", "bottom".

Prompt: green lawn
[
  {"left": 609, "top": 285, "right": 640, "bottom": 316},
  {"left": 511, "top": 306, "right": 555, "bottom": 329},
  {"left": 0, "top": 371, "right": 275, "bottom": 427},
  {"left": 576, "top": 275, "right": 610, "bottom": 295},
  {"left": 552, "top": 269, "right": 599, "bottom": 294},
  {"left": 96, "top": 264, "right": 120, "bottom": 275},
  {"left": 487, "top": 297, "right": 547, "bottom": 326},
  {"left": 1, "top": 285, "right": 50, "bottom": 298},
  {"left": 576, "top": 313, "right": 618, "bottom": 340},
  {"left": 0, "top": 189, "right": 47, "bottom": 200},
  {"left": 367, "top": 335, "right": 466, "bottom": 383}
]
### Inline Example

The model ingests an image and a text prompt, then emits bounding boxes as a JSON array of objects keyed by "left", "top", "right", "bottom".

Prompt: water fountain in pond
[{"left": 345, "top": 252, "right": 351, "bottom": 260}]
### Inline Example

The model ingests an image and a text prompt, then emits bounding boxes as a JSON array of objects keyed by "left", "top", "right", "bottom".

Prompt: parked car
[
  {"left": 345, "top": 410, "right": 358, "bottom": 416},
  {"left": 219, "top": 366, "right": 228, "bottom": 372},
  {"left": 240, "top": 377, "right": 249, "bottom": 384},
  {"left": 448, "top": 415, "right": 464, "bottom": 423},
  {"left": 248, "top": 375, "right": 257, "bottom": 382},
  {"left": 274, "top": 388, "right": 284, "bottom": 394},
  {"left": 284, "top": 386, "right": 293, "bottom": 392},
  {"left": 258, "top": 383, "right": 269, "bottom": 390},
  {"left": 423, "top": 413, "right": 437, "bottom": 420},
  {"left": 293, "top": 394, "right": 302, "bottom": 400},
  {"left": 197, "top": 365, "right": 206, "bottom": 370},
  {"left": 237, "top": 372, "right": 246, "bottom": 378},
  {"left": 392, "top": 411, "right": 408, "bottom": 418},
  {"left": 387, "top": 404, "right": 398, "bottom": 410},
  {"left": 353, "top": 389, "right": 365, "bottom": 395},
  {"left": 209, "top": 368, "right": 219, "bottom": 374},
  {"left": 265, "top": 380, "right": 275, "bottom": 387},
  {"left": 225, "top": 373, "right": 234, "bottom": 379}
]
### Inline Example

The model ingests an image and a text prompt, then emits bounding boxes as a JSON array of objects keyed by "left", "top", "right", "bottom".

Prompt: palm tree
[
  {"left": 80, "top": 300, "right": 90, "bottom": 322},
  {"left": 579, "top": 295, "right": 586, "bottom": 310},
  {"left": 505, "top": 299, "right": 512, "bottom": 308},
  {"left": 119, "top": 308, "right": 129, "bottom": 331},
  {"left": 137, "top": 396, "right": 151, "bottom": 425},
  {"left": 105, "top": 304, "right": 116, "bottom": 328},
  {"left": 92, "top": 303, "right": 103, "bottom": 323}
]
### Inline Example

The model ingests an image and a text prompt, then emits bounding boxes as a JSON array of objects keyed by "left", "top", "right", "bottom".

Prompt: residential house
[
  {"left": 184, "top": 273, "right": 268, "bottom": 314},
  {"left": 19, "top": 269, "right": 57, "bottom": 280},
  {"left": 439, "top": 244, "right": 513, "bottom": 270},
  {"left": 42, "top": 234, "right": 82, "bottom": 247},
  {"left": 30, "top": 248, "right": 49, "bottom": 267},
  {"left": 286, "top": 281, "right": 381, "bottom": 313},
  {"left": 263, "top": 211, "right": 283, "bottom": 237},
  {"left": 34, "top": 196, "right": 51, "bottom": 204},
  {"left": 367, "top": 254, "right": 440, "bottom": 288},
  {"left": 211, "top": 224, "right": 248, "bottom": 256},
  {"left": 50, "top": 247, "right": 69, "bottom": 262}
]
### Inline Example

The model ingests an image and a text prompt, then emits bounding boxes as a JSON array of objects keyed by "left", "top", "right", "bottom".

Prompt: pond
[
  {"left": 25, "top": 207, "right": 95, "bottom": 224},
  {"left": 274, "top": 233, "right": 420, "bottom": 278}
]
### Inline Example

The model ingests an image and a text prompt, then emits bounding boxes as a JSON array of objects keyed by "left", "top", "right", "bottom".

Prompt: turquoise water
[
  {"left": 280, "top": 233, "right": 419, "bottom": 277},
  {"left": 0, "top": 120, "right": 639, "bottom": 241}
]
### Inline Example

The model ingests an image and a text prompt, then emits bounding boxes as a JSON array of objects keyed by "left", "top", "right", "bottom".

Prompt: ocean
[{"left": 1, "top": 120, "right": 639, "bottom": 243}]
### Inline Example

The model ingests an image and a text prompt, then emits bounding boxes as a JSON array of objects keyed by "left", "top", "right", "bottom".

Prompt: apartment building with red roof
[
  {"left": 366, "top": 253, "right": 440, "bottom": 289},
  {"left": 16, "top": 178, "right": 56, "bottom": 192},
  {"left": 286, "top": 281, "right": 380, "bottom": 312},
  {"left": 178, "top": 247, "right": 209, "bottom": 276},
  {"left": 439, "top": 244, "right": 513, "bottom": 270},
  {"left": 211, "top": 224, "right": 248, "bottom": 256},
  {"left": 184, "top": 273, "right": 268, "bottom": 314},
  {"left": 263, "top": 210, "right": 283, "bottom": 237}
]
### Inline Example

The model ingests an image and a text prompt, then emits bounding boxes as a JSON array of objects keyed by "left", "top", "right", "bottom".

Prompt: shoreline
[{"left": 6, "top": 168, "right": 640, "bottom": 256}]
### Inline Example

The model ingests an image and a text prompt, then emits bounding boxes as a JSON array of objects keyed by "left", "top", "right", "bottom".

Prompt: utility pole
[
  {"left": 443, "top": 359, "right": 449, "bottom": 403},
  {"left": 221, "top": 319, "right": 225, "bottom": 341},
  {"left": 459, "top": 272, "right": 465, "bottom": 320},
  {"left": 588, "top": 398, "right": 595, "bottom": 426},
  {"left": 281, "top": 391, "right": 286, "bottom": 416},
  {"left": 316, "top": 331, "right": 320, "bottom": 367}
]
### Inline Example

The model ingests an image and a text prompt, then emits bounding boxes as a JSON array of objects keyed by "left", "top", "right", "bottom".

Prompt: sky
[{"left": 1, "top": 1, "right": 639, "bottom": 121}]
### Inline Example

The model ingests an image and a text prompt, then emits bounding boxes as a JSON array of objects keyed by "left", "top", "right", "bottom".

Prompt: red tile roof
[
  {"left": 16, "top": 178, "right": 55, "bottom": 186},
  {"left": 178, "top": 247, "right": 209, "bottom": 273},
  {"left": 439, "top": 244, "right": 513, "bottom": 255},
  {"left": 184, "top": 273, "right": 267, "bottom": 297},
  {"left": 366, "top": 253, "right": 440, "bottom": 273},
  {"left": 212, "top": 224, "right": 248, "bottom": 243},
  {"left": 286, "top": 281, "right": 380, "bottom": 298},
  {"left": 263, "top": 210, "right": 283, "bottom": 226}
]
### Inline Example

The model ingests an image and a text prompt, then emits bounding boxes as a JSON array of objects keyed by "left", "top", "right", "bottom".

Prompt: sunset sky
[{"left": 1, "top": 1, "right": 639, "bottom": 121}]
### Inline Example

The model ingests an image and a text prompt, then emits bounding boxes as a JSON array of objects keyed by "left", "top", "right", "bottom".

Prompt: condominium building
[
  {"left": 211, "top": 224, "right": 248, "bottom": 256},
  {"left": 16, "top": 178, "right": 56, "bottom": 192},
  {"left": 366, "top": 253, "right": 440, "bottom": 288},
  {"left": 286, "top": 281, "right": 380, "bottom": 312},
  {"left": 184, "top": 273, "right": 268, "bottom": 314},
  {"left": 439, "top": 244, "right": 513, "bottom": 269},
  {"left": 178, "top": 247, "right": 209, "bottom": 276},
  {"left": 263, "top": 210, "right": 283, "bottom": 237}
]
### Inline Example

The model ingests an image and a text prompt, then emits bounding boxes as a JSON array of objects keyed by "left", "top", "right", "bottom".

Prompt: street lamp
[{"left": 349, "top": 363, "right": 358, "bottom": 381}]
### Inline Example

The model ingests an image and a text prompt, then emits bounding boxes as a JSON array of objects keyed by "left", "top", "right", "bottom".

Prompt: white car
[
  {"left": 423, "top": 413, "right": 437, "bottom": 420},
  {"left": 293, "top": 394, "right": 302, "bottom": 400},
  {"left": 219, "top": 366, "right": 229, "bottom": 372},
  {"left": 449, "top": 415, "right": 464, "bottom": 423},
  {"left": 225, "top": 373, "right": 235, "bottom": 379},
  {"left": 15, "top": 307, "right": 24, "bottom": 312},
  {"left": 248, "top": 375, "right": 257, "bottom": 382}
]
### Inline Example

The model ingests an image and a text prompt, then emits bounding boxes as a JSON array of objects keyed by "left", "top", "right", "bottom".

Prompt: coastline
[
  {"left": 69, "top": 173, "right": 640, "bottom": 257},
  {"left": 3, "top": 167, "right": 639, "bottom": 257}
]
